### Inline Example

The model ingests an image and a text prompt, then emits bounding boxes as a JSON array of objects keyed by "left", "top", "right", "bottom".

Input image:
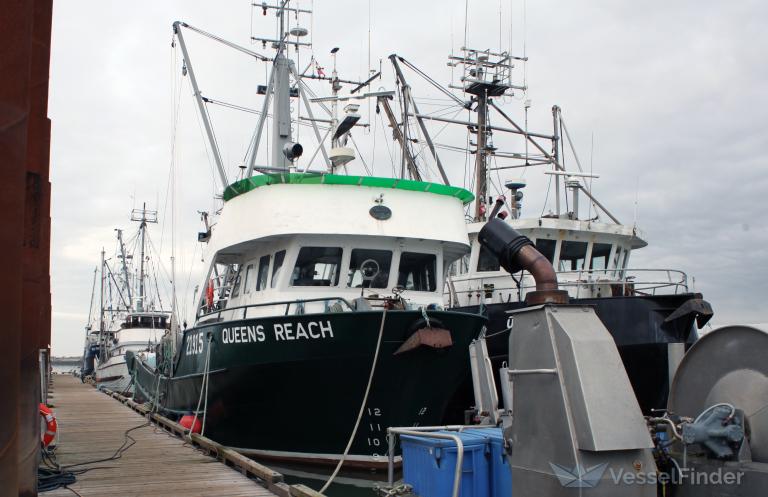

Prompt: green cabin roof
[{"left": 223, "top": 173, "right": 475, "bottom": 204}]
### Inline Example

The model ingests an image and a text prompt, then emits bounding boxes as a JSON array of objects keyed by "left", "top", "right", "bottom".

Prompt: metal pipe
[
  {"left": 245, "top": 62, "right": 276, "bottom": 177},
  {"left": 290, "top": 67, "right": 330, "bottom": 169},
  {"left": 552, "top": 106, "right": 561, "bottom": 215},
  {"left": 387, "top": 431, "right": 395, "bottom": 486},
  {"left": 516, "top": 245, "right": 559, "bottom": 293},
  {"left": 507, "top": 368, "right": 558, "bottom": 376},
  {"left": 390, "top": 55, "right": 450, "bottom": 185},
  {"left": 179, "top": 22, "right": 268, "bottom": 60},
  {"left": 387, "top": 428, "right": 464, "bottom": 497},
  {"left": 173, "top": 22, "right": 229, "bottom": 189},
  {"left": 478, "top": 199, "right": 568, "bottom": 304},
  {"left": 378, "top": 96, "right": 421, "bottom": 180},
  {"left": 409, "top": 112, "right": 554, "bottom": 141}
]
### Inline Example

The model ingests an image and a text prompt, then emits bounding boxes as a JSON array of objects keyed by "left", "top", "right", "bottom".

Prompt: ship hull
[
  {"left": 129, "top": 309, "right": 485, "bottom": 467},
  {"left": 96, "top": 357, "right": 132, "bottom": 394},
  {"left": 451, "top": 292, "right": 709, "bottom": 416}
]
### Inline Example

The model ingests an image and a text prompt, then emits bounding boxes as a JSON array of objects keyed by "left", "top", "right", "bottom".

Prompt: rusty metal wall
[{"left": 0, "top": 0, "right": 53, "bottom": 495}]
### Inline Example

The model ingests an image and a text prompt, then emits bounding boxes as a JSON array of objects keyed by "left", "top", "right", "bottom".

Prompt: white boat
[{"left": 91, "top": 204, "right": 170, "bottom": 394}]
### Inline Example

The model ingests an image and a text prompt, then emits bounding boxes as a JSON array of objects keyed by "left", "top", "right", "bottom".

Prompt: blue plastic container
[
  {"left": 400, "top": 430, "right": 490, "bottom": 497},
  {"left": 465, "top": 428, "right": 512, "bottom": 497}
]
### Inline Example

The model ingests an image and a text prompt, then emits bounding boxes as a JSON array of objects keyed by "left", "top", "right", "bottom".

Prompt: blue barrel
[
  {"left": 465, "top": 428, "right": 512, "bottom": 497},
  {"left": 400, "top": 430, "right": 490, "bottom": 497}
]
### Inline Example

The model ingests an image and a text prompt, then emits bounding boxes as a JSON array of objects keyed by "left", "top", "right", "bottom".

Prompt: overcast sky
[{"left": 48, "top": 0, "right": 768, "bottom": 355}]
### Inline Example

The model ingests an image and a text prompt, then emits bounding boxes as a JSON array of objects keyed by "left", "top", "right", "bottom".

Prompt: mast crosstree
[{"left": 131, "top": 203, "right": 158, "bottom": 313}]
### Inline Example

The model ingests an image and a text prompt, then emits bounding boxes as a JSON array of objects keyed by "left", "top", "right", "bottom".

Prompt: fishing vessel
[
  {"left": 87, "top": 205, "right": 170, "bottom": 393},
  {"left": 374, "top": 49, "right": 712, "bottom": 414},
  {"left": 128, "top": 4, "right": 486, "bottom": 468}
]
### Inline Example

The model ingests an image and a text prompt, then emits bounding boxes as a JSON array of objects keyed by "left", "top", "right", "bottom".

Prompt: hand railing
[
  {"left": 196, "top": 296, "right": 355, "bottom": 321},
  {"left": 387, "top": 426, "right": 470, "bottom": 497},
  {"left": 450, "top": 268, "right": 689, "bottom": 301}
]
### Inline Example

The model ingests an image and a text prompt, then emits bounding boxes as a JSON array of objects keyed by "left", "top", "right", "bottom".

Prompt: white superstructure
[
  {"left": 196, "top": 174, "right": 474, "bottom": 321},
  {"left": 447, "top": 216, "right": 689, "bottom": 307}
]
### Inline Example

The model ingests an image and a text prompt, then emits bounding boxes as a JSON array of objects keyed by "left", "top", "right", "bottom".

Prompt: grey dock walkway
[{"left": 45, "top": 375, "right": 276, "bottom": 497}]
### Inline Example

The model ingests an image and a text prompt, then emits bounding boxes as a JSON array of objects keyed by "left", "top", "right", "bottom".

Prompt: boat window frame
[
  {"left": 476, "top": 243, "right": 501, "bottom": 272},
  {"left": 230, "top": 265, "right": 243, "bottom": 298},
  {"left": 558, "top": 240, "right": 589, "bottom": 272},
  {"left": 255, "top": 254, "right": 270, "bottom": 291},
  {"left": 612, "top": 246, "right": 624, "bottom": 277},
  {"left": 534, "top": 238, "right": 558, "bottom": 265},
  {"left": 290, "top": 246, "right": 344, "bottom": 287},
  {"left": 396, "top": 251, "right": 438, "bottom": 292},
  {"left": 242, "top": 263, "right": 255, "bottom": 294},
  {"left": 346, "top": 248, "right": 393, "bottom": 289},
  {"left": 621, "top": 249, "right": 631, "bottom": 278},
  {"left": 590, "top": 241, "right": 613, "bottom": 273},
  {"left": 271, "top": 250, "right": 286, "bottom": 288}
]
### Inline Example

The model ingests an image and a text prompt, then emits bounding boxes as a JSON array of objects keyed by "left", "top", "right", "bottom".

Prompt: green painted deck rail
[{"left": 223, "top": 172, "right": 475, "bottom": 204}]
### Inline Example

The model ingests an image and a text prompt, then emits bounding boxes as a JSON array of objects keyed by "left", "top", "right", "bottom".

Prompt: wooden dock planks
[{"left": 45, "top": 375, "right": 276, "bottom": 497}]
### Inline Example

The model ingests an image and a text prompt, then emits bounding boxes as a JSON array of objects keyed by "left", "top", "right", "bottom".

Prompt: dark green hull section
[{"left": 129, "top": 309, "right": 485, "bottom": 466}]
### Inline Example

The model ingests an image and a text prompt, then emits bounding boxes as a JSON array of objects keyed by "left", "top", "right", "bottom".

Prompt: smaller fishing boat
[{"left": 90, "top": 204, "right": 170, "bottom": 394}]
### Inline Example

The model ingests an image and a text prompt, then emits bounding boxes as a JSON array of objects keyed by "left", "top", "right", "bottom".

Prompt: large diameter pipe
[{"left": 478, "top": 212, "right": 568, "bottom": 305}]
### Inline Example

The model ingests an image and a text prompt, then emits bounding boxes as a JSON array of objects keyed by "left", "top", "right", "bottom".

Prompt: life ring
[{"left": 39, "top": 403, "right": 57, "bottom": 447}]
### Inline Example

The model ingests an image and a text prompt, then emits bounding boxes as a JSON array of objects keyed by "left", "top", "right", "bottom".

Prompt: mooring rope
[{"left": 320, "top": 309, "right": 388, "bottom": 493}]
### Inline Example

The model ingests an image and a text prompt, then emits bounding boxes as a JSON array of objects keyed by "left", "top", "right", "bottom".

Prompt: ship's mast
[
  {"left": 447, "top": 48, "right": 523, "bottom": 221},
  {"left": 175, "top": 4, "right": 386, "bottom": 183},
  {"left": 99, "top": 248, "right": 105, "bottom": 360},
  {"left": 248, "top": 1, "right": 312, "bottom": 174},
  {"left": 86, "top": 266, "right": 97, "bottom": 332},
  {"left": 115, "top": 228, "right": 132, "bottom": 308},
  {"left": 131, "top": 203, "right": 158, "bottom": 312},
  {"left": 474, "top": 86, "right": 489, "bottom": 220}
]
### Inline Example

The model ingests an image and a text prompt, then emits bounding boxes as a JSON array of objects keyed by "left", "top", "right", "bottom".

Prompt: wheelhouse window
[
  {"left": 477, "top": 245, "right": 501, "bottom": 272},
  {"left": 559, "top": 241, "right": 588, "bottom": 271},
  {"left": 535, "top": 239, "right": 557, "bottom": 264},
  {"left": 622, "top": 250, "right": 631, "bottom": 271},
  {"left": 242, "top": 264, "right": 254, "bottom": 294},
  {"left": 347, "top": 249, "right": 392, "bottom": 288},
  {"left": 256, "top": 255, "right": 270, "bottom": 291},
  {"left": 291, "top": 247, "right": 342, "bottom": 286},
  {"left": 449, "top": 255, "right": 470, "bottom": 277},
  {"left": 590, "top": 243, "right": 612, "bottom": 271},
  {"left": 397, "top": 252, "right": 437, "bottom": 292},
  {"left": 613, "top": 247, "right": 624, "bottom": 271},
  {"left": 122, "top": 315, "right": 167, "bottom": 329},
  {"left": 271, "top": 250, "right": 285, "bottom": 288},
  {"left": 230, "top": 266, "right": 243, "bottom": 298}
]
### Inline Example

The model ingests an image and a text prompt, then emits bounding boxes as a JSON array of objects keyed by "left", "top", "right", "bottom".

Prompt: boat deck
[{"left": 45, "top": 375, "right": 278, "bottom": 497}]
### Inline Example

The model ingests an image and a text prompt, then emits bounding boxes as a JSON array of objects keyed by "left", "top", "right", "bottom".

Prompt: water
[{"left": 51, "top": 364, "right": 78, "bottom": 375}]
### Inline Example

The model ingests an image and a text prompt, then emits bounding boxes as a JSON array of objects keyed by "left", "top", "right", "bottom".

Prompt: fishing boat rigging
[
  {"left": 128, "top": 1, "right": 487, "bottom": 469},
  {"left": 378, "top": 40, "right": 713, "bottom": 415},
  {"left": 82, "top": 203, "right": 171, "bottom": 394}
]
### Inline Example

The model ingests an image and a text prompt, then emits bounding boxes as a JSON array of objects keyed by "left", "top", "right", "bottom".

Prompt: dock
[{"left": 45, "top": 375, "right": 319, "bottom": 497}]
